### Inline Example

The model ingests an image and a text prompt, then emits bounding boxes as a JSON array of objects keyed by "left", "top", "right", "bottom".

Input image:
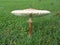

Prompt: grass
[{"left": 0, "top": 0, "right": 60, "bottom": 45}]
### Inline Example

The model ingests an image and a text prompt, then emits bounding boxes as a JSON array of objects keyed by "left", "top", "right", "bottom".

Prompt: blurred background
[{"left": 0, "top": 0, "right": 60, "bottom": 45}]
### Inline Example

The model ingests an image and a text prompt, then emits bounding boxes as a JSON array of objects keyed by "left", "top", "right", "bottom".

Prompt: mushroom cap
[{"left": 11, "top": 8, "right": 51, "bottom": 16}]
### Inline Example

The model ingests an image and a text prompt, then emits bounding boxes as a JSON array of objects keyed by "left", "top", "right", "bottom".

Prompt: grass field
[{"left": 0, "top": 0, "right": 60, "bottom": 45}]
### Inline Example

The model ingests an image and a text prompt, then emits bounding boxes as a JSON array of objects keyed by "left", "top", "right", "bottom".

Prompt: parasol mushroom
[{"left": 11, "top": 8, "right": 51, "bottom": 36}]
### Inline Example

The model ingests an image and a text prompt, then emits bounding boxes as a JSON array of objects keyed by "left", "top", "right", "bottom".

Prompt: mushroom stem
[{"left": 28, "top": 18, "right": 32, "bottom": 36}]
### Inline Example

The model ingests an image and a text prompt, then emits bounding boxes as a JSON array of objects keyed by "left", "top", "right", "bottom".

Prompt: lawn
[{"left": 0, "top": 0, "right": 60, "bottom": 45}]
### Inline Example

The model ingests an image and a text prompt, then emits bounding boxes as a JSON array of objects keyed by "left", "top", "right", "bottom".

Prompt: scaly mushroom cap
[{"left": 11, "top": 8, "right": 51, "bottom": 16}]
